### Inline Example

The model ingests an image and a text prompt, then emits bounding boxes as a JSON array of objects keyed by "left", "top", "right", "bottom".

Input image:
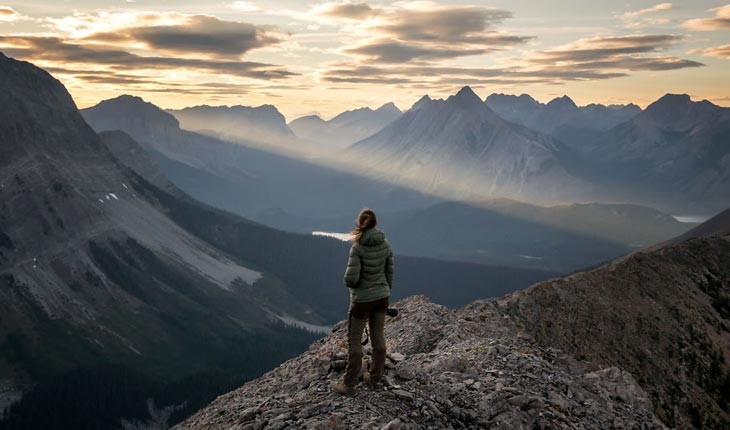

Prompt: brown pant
[{"left": 343, "top": 297, "right": 388, "bottom": 387}]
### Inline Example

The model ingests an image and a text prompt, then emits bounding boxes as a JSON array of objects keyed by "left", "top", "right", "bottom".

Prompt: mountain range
[
  {"left": 80, "top": 92, "right": 693, "bottom": 273},
  {"left": 86, "top": 85, "right": 730, "bottom": 214},
  {"left": 349, "top": 87, "right": 730, "bottom": 213},
  {"left": 348, "top": 86, "right": 594, "bottom": 204},
  {"left": 80, "top": 94, "right": 438, "bottom": 221},
  {"left": 485, "top": 93, "right": 641, "bottom": 146},
  {"left": 289, "top": 102, "right": 402, "bottom": 148},
  {"left": 584, "top": 94, "right": 730, "bottom": 212}
]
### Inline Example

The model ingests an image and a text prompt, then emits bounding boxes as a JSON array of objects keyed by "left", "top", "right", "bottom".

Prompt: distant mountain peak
[
  {"left": 643, "top": 93, "right": 694, "bottom": 121},
  {"left": 410, "top": 95, "right": 432, "bottom": 111},
  {"left": 448, "top": 86, "right": 483, "bottom": 108},
  {"left": 376, "top": 102, "right": 401, "bottom": 114},
  {"left": 546, "top": 95, "right": 578, "bottom": 110},
  {"left": 454, "top": 85, "right": 478, "bottom": 98},
  {"left": 486, "top": 93, "right": 539, "bottom": 103},
  {"left": 103, "top": 94, "right": 152, "bottom": 108},
  {"left": 648, "top": 93, "right": 691, "bottom": 109},
  {"left": 83, "top": 94, "right": 180, "bottom": 130},
  {"left": 291, "top": 114, "right": 325, "bottom": 123},
  {"left": 115, "top": 94, "right": 144, "bottom": 102}
]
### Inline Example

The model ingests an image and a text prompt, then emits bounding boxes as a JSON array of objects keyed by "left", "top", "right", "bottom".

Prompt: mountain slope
[
  {"left": 348, "top": 86, "right": 594, "bottom": 204},
  {"left": 657, "top": 206, "right": 730, "bottom": 249},
  {"left": 168, "top": 104, "right": 295, "bottom": 145},
  {"left": 289, "top": 102, "right": 402, "bottom": 148},
  {"left": 98, "top": 130, "right": 177, "bottom": 194},
  {"left": 585, "top": 94, "right": 730, "bottom": 212},
  {"left": 504, "top": 225, "right": 730, "bottom": 428}
]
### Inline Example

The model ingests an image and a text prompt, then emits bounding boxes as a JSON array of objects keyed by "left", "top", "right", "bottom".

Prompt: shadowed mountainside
[{"left": 504, "top": 231, "right": 730, "bottom": 428}]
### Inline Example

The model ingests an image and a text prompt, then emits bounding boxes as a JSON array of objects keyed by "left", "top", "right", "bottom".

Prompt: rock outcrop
[
  {"left": 175, "top": 296, "right": 664, "bottom": 430},
  {"left": 504, "top": 233, "right": 730, "bottom": 429}
]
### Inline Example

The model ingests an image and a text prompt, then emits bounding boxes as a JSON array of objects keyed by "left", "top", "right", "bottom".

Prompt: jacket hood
[{"left": 360, "top": 228, "right": 385, "bottom": 246}]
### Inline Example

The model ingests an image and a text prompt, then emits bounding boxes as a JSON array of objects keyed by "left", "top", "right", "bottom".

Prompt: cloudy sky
[{"left": 1, "top": 1, "right": 728, "bottom": 119}]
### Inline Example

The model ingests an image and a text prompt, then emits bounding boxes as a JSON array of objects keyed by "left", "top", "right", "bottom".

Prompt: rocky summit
[{"left": 175, "top": 296, "right": 664, "bottom": 430}]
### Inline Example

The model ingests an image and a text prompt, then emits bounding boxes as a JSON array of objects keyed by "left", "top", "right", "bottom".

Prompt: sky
[{"left": 0, "top": 1, "right": 729, "bottom": 120}]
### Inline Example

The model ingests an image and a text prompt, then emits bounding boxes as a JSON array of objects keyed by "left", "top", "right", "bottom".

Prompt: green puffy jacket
[{"left": 344, "top": 228, "right": 394, "bottom": 303}]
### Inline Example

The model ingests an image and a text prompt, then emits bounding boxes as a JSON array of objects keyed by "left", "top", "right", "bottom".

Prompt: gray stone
[
  {"left": 391, "top": 389, "right": 415, "bottom": 401},
  {"left": 330, "top": 360, "right": 347, "bottom": 371},
  {"left": 380, "top": 418, "right": 402, "bottom": 430}
]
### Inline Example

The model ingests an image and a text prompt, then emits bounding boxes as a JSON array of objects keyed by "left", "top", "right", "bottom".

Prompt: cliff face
[{"left": 175, "top": 296, "right": 664, "bottom": 430}]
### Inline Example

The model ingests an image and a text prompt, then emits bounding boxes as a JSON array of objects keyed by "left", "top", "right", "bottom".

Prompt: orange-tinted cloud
[
  {"left": 325, "top": 33, "right": 701, "bottom": 86},
  {"left": 85, "top": 15, "right": 287, "bottom": 58},
  {"left": 0, "top": 35, "right": 295, "bottom": 78},
  {"left": 0, "top": 6, "right": 18, "bottom": 22},
  {"left": 684, "top": 4, "right": 730, "bottom": 31},
  {"left": 318, "top": 2, "right": 379, "bottom": 19},
  {"left": 690, "top": 44, "right": 730, "bottom": 58},
  {"left": 340, "top": 4, "right": 531, "bottom": 63},
  {"left": 623, "top": 3, "right": 673, "bottom": 19}
]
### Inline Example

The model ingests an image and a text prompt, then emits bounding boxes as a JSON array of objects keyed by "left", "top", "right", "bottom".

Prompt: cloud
[
  {"left": 623, "top": 18, "right": 671, "bottom": 29},
  {"left": 690, "top": 44, "right": 730, "bottom": 58},
  {"left": 527, "top": 34, "right": 685, "bottom": 63},
  {"left": 230, "top": 1, "right": 260, "bottom": 12},
  {"left": 85, "top": 15, "right": 287, "bottom": 57},
  {"left": 323, "top": 33, "right": 702, "bottom": 86},
  {"left": 378, "top": 5, "right": 512, "bottom": 42},
  {"left": 684, "top": 4, "right": 730, "bottom": 31},
  {"left": 0, "top": 36, "right": 296, "bottom": 79},
  {"left": 345, "top": 39, "right": 501, "bottom": 63},
  {"left": 0, "top": 6, "right": 18, "bottom": 22},
  {"left": 42, "top": 65, "right": 299, "bottom": 97},
  {"left": 321, "top": 63, "right": 630, "bottom": 85},
  {"left": 337, "top": 3, "right": 531, "bottom": 63},
  {"left": 623, "top": 3, "right": 673, "bottom": 18},
  {"left": 0, "top": 9, "right": 298, "bottom": 98},
  {"left": 317, "top": 2, "right": 379, "bottom": 19},
  {"left": 621, "top": 3, "right": 673, "bottom": 29}
]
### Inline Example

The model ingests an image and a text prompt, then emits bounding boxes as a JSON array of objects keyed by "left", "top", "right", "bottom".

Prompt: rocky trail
[{"left": 175, "top": 296, "right": 664, "bottom": 430}]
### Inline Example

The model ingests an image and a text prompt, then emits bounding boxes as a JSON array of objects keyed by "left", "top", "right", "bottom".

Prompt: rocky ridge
[{"left": 175, "top": 296, "right": 664, "bottom": 430}]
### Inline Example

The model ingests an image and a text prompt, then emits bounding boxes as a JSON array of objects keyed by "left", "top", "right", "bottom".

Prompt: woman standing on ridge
[{"left": 332, "top": 208, "right": 394, "bottom": 395}]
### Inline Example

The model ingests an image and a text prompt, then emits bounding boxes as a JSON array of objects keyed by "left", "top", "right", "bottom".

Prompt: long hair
[{"left": 351, "top": 208, "right": 377, "bottom": 243}]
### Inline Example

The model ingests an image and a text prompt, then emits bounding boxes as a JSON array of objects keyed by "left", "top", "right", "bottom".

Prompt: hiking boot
[
  {"left": 331, "top": 382, "right": 355, "bottom": 395},
  {"left": 363, "top": 372, "right": 382, "bottom": 390}
]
